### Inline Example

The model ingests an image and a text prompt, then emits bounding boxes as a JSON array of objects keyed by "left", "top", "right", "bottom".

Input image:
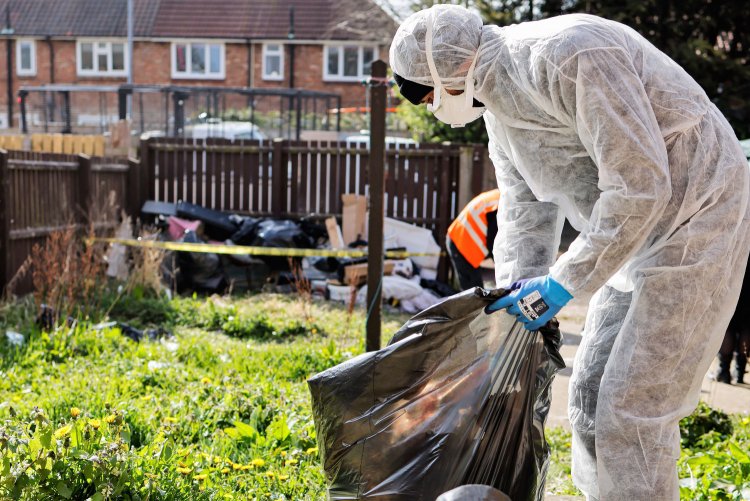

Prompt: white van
[{"left": 187, "top": 120, "right": 267, "bottom": 141}]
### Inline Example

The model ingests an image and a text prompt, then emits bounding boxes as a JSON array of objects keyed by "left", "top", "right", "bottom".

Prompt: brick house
[{"left": 0, "top": 0, "right": 399, "bottom": 130}]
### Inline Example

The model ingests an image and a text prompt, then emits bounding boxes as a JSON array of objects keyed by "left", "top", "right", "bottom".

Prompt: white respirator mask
[{"left": 424, "top": 18, "right": 485, "bottom": 128}]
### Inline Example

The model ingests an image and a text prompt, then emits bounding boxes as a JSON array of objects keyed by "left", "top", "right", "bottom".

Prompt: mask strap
[
  {"left": 464, "top": 41, "right": 480, "bottom": 106},
  {"left": 424, "top": 15, "right": 442, "bottom": 110}
]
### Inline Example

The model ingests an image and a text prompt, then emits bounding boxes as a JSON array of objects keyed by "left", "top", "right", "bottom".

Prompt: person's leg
[
  {"left": 593, "top": 223, "right": 750, "bottom": 499},
  {"left": 736, "top": 328, "right": 749, "bottom": 384},
  {"left": 716, "top": 330, "right": 736, "bottom": 384},
  {"left": 445, "top": 236, "right": 484, "bottom": 290},
  {"left": 568, "top": 286, "right": 632, "bottom": 501}
]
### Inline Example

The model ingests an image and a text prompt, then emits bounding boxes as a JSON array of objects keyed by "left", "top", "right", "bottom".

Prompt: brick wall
[{"left": 0, "top": 38, "right": 389, "bottom": 130}]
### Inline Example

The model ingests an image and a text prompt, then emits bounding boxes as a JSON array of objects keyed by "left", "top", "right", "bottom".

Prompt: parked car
[{"left": 187, "top": 120, "right": 267, "bottom": 141}]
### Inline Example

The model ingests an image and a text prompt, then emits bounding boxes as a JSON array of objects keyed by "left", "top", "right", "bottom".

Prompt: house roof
[{"left": 0, "top": 0, "right": 398, "bottom": 42}]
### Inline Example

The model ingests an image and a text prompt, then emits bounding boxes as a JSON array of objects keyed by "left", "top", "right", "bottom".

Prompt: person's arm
[
  {"left": 548, "top": 47, "right": 671, "bottom": 295},
  {"left": 485, "top": 112, "right": 565, "bottom": 287}
]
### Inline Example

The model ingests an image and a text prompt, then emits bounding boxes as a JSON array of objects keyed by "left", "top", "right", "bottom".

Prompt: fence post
[
  {"left": 77, "top": 154, "right": 92, "bottom": 224},
  {"left": 366, "top": 60, "right": 387, "bottom": 352},
  {"left": 271, "top": 138, "right": 286, "bottom": 216},
  {"left": 140, "top": 139, "right": 152, "bottom": 202},
  {"left": 457, "top": 145, "right": 475, "bottom": 210},
  {"left": 126, "top": 157, "right": 141, "bottom": 221},
  {"left": 436, "top": 142, "right": 452, "bottom": 282},
  {"left": 0, "top": 150, "right": 9, "bottom": 291}
]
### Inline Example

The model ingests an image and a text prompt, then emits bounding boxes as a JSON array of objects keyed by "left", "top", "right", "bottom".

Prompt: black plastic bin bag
[{"left": 308, "top": 287, "right": 565, "bottom": 501}]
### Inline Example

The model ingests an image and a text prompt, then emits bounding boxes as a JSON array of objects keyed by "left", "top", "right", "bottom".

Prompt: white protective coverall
[{"left": 390, "top": 5, "right": 750, "bottom": 500}]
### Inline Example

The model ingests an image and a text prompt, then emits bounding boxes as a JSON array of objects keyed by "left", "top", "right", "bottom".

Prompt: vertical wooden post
[
  {"left": 126, "top": 157, "right": 141, "bottom": 222},
  {"left": 0, "top": 150, "right": 10, "bottom": 291},
  {"left": 436, "top": 142, "right": 452, "bottom": 282},
  {"left": 271, "top": 138, "right": 286, "bottom": 216},
  {"left": 457, "top": 145, "right": 475, "bottom": 209},
  {"left": 77, "top": 154, "right": 92, "bottom": 224},
  {"left": 140, "top": 139, "right": 152, "bottom": 202},
  {"left": 366, "top": 60, "right": 387, "bottom": 352}
]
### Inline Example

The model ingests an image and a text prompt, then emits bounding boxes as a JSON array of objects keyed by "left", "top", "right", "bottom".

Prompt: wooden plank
[{"left": 0, "top": 151, "right": 9, "bottom": 290}]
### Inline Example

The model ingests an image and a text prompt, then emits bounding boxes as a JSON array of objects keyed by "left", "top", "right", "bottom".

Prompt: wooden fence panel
[{"left": 1, "top": 151, "right": 130, "bottom": 295}]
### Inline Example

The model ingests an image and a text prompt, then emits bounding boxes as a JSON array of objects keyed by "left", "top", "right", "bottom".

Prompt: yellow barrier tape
[{"left": 93, "top": 237, "right": 444, "bottom": 259}]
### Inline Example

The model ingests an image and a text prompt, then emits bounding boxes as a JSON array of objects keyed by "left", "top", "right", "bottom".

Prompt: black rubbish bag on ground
[{"left": 307, "top": 287, "right": 565, "bottom": 501}]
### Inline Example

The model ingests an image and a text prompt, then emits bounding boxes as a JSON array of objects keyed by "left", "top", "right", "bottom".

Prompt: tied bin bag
[{"left": 308, "top": 288, "right": 565, "bottom": 500}]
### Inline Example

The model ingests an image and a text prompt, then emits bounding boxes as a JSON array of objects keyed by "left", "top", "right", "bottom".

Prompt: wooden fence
[
  {"left": 0, "top": 150, "right": 135, "bottom": 294},
  {"left": 1, "top": 138, "right": 487, "bottom": 294},
  {"left": 139, "top": 138, "right": 486, "bottom": 277}
]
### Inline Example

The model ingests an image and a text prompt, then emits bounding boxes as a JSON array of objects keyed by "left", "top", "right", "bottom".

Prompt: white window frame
[
  {"left": 171, "top": 41, "right": 225, "bottom": 80},
  {"left": 262, "top": 43, "right": 284, "bottom": 81},
  {"left": 323, "top": 44, "right": 378, "bottom": 82},
  {"left": 76, "top": 39, "right": 128, "bottom": 77},
  {"left": 16, "top": 39, "right": 36, "bottom": 76}
]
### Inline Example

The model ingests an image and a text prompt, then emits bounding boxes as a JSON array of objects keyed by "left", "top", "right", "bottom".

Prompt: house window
[
  {"left": 77, "top": 40, "right": 127, "bottom": 76},
  {"left": 324, "top": 45, "right": 378, "bottom": 81},
  {"left": 16, "top": 39, "right": 36, "bottom": 76},
  {"left": 172, "top": 42, "right": 225, "bottom": 79},
  {"left": 262, "top": 43, "right": 284, "bottom": 81}
]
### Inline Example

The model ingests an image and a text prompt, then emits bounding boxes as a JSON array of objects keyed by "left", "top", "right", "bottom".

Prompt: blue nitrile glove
[{"left": 487, "top": 275, "right": 573, "bottom": 331}]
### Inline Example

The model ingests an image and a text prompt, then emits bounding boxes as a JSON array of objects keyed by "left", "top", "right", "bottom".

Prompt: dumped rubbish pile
[{"left": 135, "top": 197, "right": 455, "bottom": 312}]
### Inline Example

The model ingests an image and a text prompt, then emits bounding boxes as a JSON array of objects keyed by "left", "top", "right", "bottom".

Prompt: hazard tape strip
[{"left": 92, "top": 237, "right": 444, "bottom": 259}]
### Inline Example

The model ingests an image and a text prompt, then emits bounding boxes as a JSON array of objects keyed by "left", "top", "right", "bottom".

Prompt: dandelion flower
[
  {"left": 89, "top": 419, "right": 101, "bottom": 430},
  {"left": 178, "top": 461, "right": 189, "bottom": 468},
  {"left": 278, "top": 474, "right": 289, "bottom": 480},
  {"left": 306, "top": 447, "right": 319, "bottom": 455},
  {"left": 221, "top": 467, "right": 230, "bottom": 474},
  {"left": 251, "top": 458, "right": 265, "bottom": 467},
  {"left": 104, "top": 414, "right": 117, "bottom": 424},
  {"left": 194, "top": 473, "right": 208, "bottom": 481},
  {"left": 54, "top": 424, "right": 72, "bottom": 439},
  {"left": 70, "top": 407, "right": 81, "bottom": 418},
  {"left": 200, "top": 377, "right": 212, "bottom": 385},
  {"left": 176, "top": 467, "right": 192, "bottom": 475},
  {"left": 265, "top": 471, "right": 275, "bottom": 478},
  {"left": 163, "top": 417, "right": 178, "bottom": 423},
  {"left": 284, "top": 459, "right": 298, "bottom": 466},
  {"left": 280, "top": 451, "right": 287, "bottom": 457},
  {"left": 240, "top": 465, "right": 252, "bottom": 471},
  {"left": 214, "top": 456, "right": 222, "bottom": 464},
  {"left": 232, "top": 463, "right": 242, "bottom": 471}
]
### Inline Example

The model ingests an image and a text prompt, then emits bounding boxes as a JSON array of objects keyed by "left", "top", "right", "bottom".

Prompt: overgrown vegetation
[{"left": 1, "top": 228, "right": 748, "bottom": 499}]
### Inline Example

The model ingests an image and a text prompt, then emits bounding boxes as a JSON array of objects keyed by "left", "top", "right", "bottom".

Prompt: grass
[{"left": 0, "top": 292, "right": 748, "bottom": 500}]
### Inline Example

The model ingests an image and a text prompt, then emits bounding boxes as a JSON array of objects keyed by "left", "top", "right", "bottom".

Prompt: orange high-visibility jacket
[{"left": 447, "top": 189, "right": 500, "bottom": 268}]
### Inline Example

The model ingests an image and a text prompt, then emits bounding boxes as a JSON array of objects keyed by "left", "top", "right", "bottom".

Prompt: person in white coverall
[{"left": 390, "top": 5, "right": 750, "bottom": 500}]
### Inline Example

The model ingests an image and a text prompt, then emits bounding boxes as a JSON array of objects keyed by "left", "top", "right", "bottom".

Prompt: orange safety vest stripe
[{"left": 447, "top": 189, "right": 500, "bottom": 268}]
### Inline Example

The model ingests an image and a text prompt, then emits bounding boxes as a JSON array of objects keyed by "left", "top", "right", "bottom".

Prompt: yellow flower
[
  {"left": 265, "top": 471, "right": 275, "bottom": 478},
  {"left": 176, "top": 467, "right": 192, "bottom": 475},
  {"left": 194, "top": 473, "right": 208, "bottom": 481},
  {"left": 232, "top": 462, "right": 242, "bottom": 470},
  {"left": 284, "top": 459, "right": 298, "bottom": 466},
  {"left": 213, "top": 456, "right": 222, "bottom": 464},
  {"left": 54, "top": 424, "right": 72, "bottom": 439},
  {"left": 278, "top": 474, "right": 289, "bottom": 480},
  {"left": 221, "top": 467, "right": 230, "bottom": 474},
  {"left": 89, "top": 419, "right": 101, "bottom": 430},
  {"left": 140, "top": 394, "right": 152, "bottom": 401},
  {"left": 11, "top": 395, "right": 21, "bottom": 403},
  {"left": 311, "top": 328, "right": 318, "bottom": 334},
  {"left": 240, "top": 465, "right": 252, "bottom": 471},
  {"left": 306, "top": 447, "right": 319, "bottom": 455},
  {"left": 178, "top": 461, "right": 189, "bottom": 468},
  {"left": 104, "top": 414, "right": 117, "bottom": 424},
  {"left": 200, "top": 377, "right": 212, "bottom": 385},
  {"left": 280, "top": 451, "right": 287, "bottom": 457},
  {"left": 163, "top": 417, "right": 178, "bottom": 423},
  {"left": 70, "top": 407, "right": 81, "bottom": 418},
  {"left": 251, "top": 458, "right": 265, "bottom": 467}
]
